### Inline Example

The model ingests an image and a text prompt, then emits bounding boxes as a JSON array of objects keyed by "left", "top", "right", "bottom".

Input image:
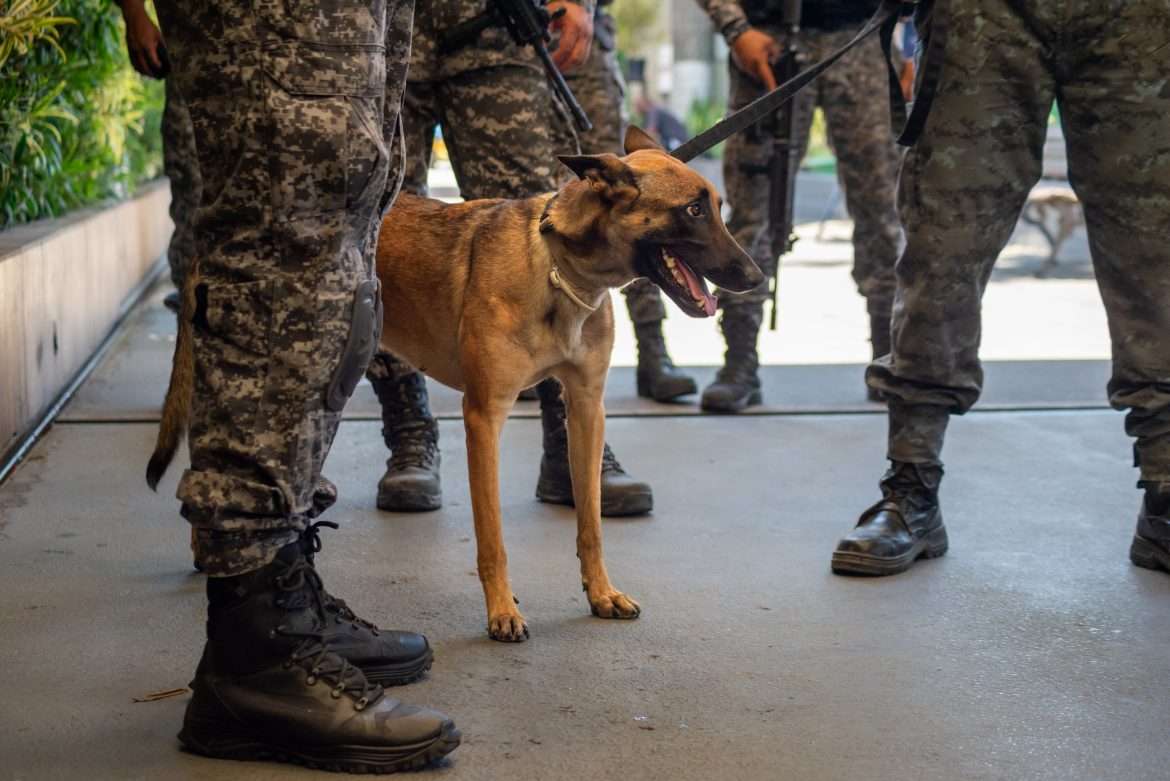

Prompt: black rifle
[
  {"left": 767, "top": 0, "right": 802, "bottom": 330},
  {"left": 440, "top": 0, "right": 593, "bottom": 132}
]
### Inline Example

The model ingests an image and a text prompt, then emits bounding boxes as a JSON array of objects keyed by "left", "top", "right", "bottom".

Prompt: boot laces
[
  {"left": 601, "top": 444, "right": 627, "bottom": 476},
  {"left": 390, "top": 422, "right": 439, "bottom": 471},
  {"left": 300, "top": 521, "right": 381, "bottom": 634},
  {"left": 272, "top": 558, "right": 384, "bottom": 709}
]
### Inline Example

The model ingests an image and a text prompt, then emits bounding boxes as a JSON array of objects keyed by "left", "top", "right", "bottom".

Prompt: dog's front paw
[
  {"left": 488, "top": 610, "right": 530, "bottom": 642},
  {"left": 588, "top": 589, "right": 641, "bottom": 620}
]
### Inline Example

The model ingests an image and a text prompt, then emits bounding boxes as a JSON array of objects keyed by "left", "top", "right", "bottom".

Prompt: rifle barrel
[{"left": 534, "top": 44, "right": 593, "bottom": 132}]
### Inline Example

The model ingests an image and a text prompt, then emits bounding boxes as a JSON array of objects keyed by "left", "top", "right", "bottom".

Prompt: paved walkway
[{"left": 3, "top": 165, "right": 1161, "bottom": 781}]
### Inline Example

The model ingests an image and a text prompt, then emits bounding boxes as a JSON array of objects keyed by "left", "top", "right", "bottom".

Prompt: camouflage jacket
[{"left": 413, "top": 0, "right": 596, "bottom": 81}]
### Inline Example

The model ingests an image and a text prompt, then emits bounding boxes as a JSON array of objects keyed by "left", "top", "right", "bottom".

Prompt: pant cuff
[
  {"left": 192, "top": 527, "right": 302, "bottom": 577},
  {"left": 887, "top": 401, "right": 949, "bottom": 465},
  {"left": 1136, "top": 433, "right": 1170, "bottom": 485}
]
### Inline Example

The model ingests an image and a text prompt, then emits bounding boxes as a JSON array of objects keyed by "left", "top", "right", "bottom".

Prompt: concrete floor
[
  {"left": 2, "top": 173, "right": 1161, "bottom": 779},
  {"left": 2, "top": 298, "right": 1169, "bottom": 780}
]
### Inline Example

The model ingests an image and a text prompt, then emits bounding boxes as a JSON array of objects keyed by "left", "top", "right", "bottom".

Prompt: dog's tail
[{"left": 146, "top": 264, "right": 197, "bottom": 491}]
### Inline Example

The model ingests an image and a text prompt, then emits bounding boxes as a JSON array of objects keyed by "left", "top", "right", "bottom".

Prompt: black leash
[{"left": 672, "top": 0, "right": 946, "bottom": 163}]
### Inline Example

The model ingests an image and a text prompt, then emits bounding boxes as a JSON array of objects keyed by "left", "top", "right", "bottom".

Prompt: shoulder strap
[{"left": 672, "top": 0, "right": 949, "bottom": 162}]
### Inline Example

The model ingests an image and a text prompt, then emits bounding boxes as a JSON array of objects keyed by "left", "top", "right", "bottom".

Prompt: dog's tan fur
[
  {"left": 147, "top": 127, "right": 760, "bottom": 642},
  {"left": 375, "top": 128, "right": 759, "bottom": 640}
]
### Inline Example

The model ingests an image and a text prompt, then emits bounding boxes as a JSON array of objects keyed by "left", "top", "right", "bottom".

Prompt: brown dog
[
  {"left": 147, "top": 127, "right": 761, "bottom": 642},
  {"left": 375, "top": 128, "right": 761, "bottom": 640}
]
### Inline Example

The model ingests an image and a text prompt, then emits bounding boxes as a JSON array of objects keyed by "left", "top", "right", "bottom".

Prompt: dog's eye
[{"left": 686, "top": 202, "right": 703, "bottom": 218}]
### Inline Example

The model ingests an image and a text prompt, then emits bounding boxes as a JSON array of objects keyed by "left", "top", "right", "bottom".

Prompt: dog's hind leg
[
  {"left": 560, "top": 374, "right": 641, "bottom": 621},
  {"left": 462, "top": 390, "right": 528, "bottom": 642}
]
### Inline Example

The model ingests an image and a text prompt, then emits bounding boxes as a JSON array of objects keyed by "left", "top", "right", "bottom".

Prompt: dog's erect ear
[
  {"left": 624, "top": 125, "right": 665, "bottom": 154},
  {"left": 557, "top": 153, "right": 639, "bottom": 204}
]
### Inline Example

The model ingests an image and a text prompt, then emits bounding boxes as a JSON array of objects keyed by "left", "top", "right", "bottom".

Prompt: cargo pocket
[
  {"left": 262, "top": 41, "right": 388, "bottom": 221},
  {"left": 195, "top": 279, "right": 276, "bottom": 431},
  {"left": 252, "top": 0, "right": 387, "bottom": 48}
]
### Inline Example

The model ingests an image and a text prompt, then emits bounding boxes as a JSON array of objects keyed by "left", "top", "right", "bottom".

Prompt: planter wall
[{"left": 0, "top": 181, "right": 172, "bottom": 464}]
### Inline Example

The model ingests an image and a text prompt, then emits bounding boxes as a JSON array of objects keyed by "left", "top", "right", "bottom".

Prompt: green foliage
[
  {"left": 684, "top": 98, "right": 726, "bottom": 158},
  {"left": 1, "top": 0, "right": 164, "bottom": 228},
  {"left": 612, "top": 0, "right": 661, "bottom": 57}
]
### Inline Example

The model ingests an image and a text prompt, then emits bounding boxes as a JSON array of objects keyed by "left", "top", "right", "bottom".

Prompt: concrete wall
[{"left": 0, "top": 182, "right": 171, "bottom": 464}]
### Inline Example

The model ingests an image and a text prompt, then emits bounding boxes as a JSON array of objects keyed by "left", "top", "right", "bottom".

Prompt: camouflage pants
[
  {"left": 866, "top": 0, "right": 1170, "bottom": 485},
  {"left": 368, "top": 5, "right": 578, "bottom": 383},
  {"left": 161, "top": 78, "right": 200, "bottom": 290},
  {"left": 721, "top": 26, "right": 900, "bottom": 316},
  {"left": 566, "top": 13, "right": 666, "bottom": 326},
  {"left": 157, "top": 0, "right": 414, "bottom": 575}
]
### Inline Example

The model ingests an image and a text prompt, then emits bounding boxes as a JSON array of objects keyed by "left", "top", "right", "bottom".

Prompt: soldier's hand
[
  {"left": 120, "top": 0, "right": 168, "bottom": 79},
  {"left": 731, "top": 28, "right": 781, "bottom": 91},
  {"left": 548, "top": 2, "right": 593, "bottom": 73}
]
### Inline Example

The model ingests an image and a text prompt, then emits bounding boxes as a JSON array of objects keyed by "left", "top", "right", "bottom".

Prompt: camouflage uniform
[
  {"left": 161, "top": 78, "right": 200, "bottom": 290},
  {"left": 155, "top": 0, "right": 416, "bottom": 575},
  {"left": 366, "top": 0, "right": 583, "bottom": 395},
  {"left": 866, "top": 0, "right": 1170, "bottom": 489},
  {"left": 367, "top": 1, "right": 653, "bottom": 517},
  {"left": 565, "top": 4, "right": 666, "bottom": 326},
  {"left": 701, "top": 0, "right": 901, "bottom": 318}
]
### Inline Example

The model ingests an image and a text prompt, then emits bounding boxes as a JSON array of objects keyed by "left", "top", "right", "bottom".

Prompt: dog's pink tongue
[{"left": 678, "top": 261, "right": 718, "bottom": 317}]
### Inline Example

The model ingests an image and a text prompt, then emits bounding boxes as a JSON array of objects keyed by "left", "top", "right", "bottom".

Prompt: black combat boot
[
  {"left": 180, "top": 544, "right": 460, "bottom": 772},
  {"left": 867, "top": 310, "right": 892, "bottom": 403},
  {"left": 832, "top": 461, "right": 949, "bottom": 576},
  {"left": 534, "top": 379, "right": 653, "bottom": 516},
  {"left": 1130, "top": 484, "right": 1170, "bottom": 575},
  {"left": 700, "top": 303, "right": 763, "bottom": 413},
  {"left": 634, "top": 320, "right": 697, "bottom": 402},
  {"left": 299, "top": 522, "right": 433, "bottom": 686},
  {"left": 370, "top": 371, "right": 442, "bottom": 512}
]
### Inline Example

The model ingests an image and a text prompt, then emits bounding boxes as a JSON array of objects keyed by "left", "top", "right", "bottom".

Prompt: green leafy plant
[
  {"left": 683, "top": 98, "right": 726, "bottom": 158},
  {"left": 0, "top": 0, "right": 74, "bottom": 66},
  {"left": 1, "top": 0, "right": 163, "bottom": 228}
]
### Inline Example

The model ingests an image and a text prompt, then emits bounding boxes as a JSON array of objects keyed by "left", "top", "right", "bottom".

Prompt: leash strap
[{"left": 672, "top": 0, "right": 947, "bottom": 162}]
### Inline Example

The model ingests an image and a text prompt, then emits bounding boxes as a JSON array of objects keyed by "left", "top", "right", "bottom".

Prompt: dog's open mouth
[{"left": 650, "top": 245, "right": 718, "bottom": 317}]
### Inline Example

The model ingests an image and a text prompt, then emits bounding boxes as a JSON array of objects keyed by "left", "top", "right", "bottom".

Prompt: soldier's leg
[
  {"left": 701, "top": 52, "right": 788, "bottom": 413},
  {"left": 437, "top": 63, "right": 653, "bottom": 516},
  {"left": 568, "top": 28, "right": 694, "bottom": 401},
  {"left": 835, "top": 0, "right": 1056, "bottom": 576},
  {"left": 155, "top": 0, "right": 458, "bottom": 769},
  {"left": 1056, "top": 1, "right": 1170, "bottom": 574},
  {"left": 368, "top": 78, "right": 444, "bottom": 512},
  {"left": 160, "top": 78, "right": 200, "bottom": 310},
  {"left": 812, "top": 31, "right": 901, "bottom": 378}
]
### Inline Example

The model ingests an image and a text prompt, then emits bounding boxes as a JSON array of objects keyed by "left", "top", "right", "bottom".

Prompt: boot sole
[
  {"left": 700, "top": 389, "right": 762, "bottom": 414},
  {"left": 377, "top": 489, "right": 442, "bottom": 513},
  {"left": 1130, "top": 534, "right": 1170, "bottom": 573},
  {"left": 831, "top": 525, "right": 949, "bottom": 576},
  {"left": 536, "top": 487, "right": 653, "bottom": 517},
  {"left": 179, "top": 718, "right": 460, "bottom": 774},
  {"left": 362, "top": 648, "right": 434, "bottom": 687},
  {"left": 636, "top": 374, "right": 698, "bottom": 402}
]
